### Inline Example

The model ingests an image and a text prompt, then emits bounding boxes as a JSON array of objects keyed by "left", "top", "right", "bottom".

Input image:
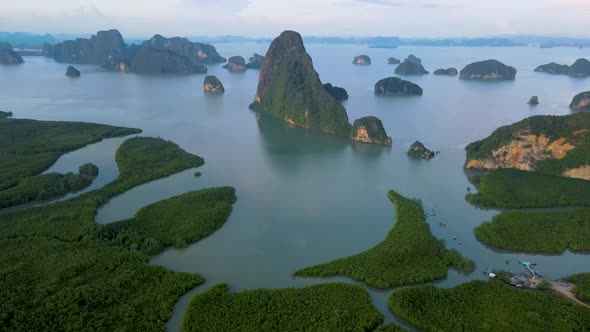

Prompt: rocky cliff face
[
  {"left": 223, "top": 56, "right": 247, "bottom": 72},
  {"left": 142, "top": 34, "right": 225, "bottom": 64},
  {"left": 349, "top": 117, "right": 392, "bottom": 145},
  {"left": 374, "top": 77, "right": 423, "bottom": 96},
  {"left": 465, "top": 113, "right": 590, "bottom": 180},
  {"left": 203, "top": 75, "right": 224, "bottom": 93},
  {"left": 465, "top": 133, "right": 574, "bottom": 171},
  {"left": 0, "top": 42, "right": 24, "bottom": 64},
  {"left": 433, "top": 68, "right": 458, "bottom": 76},
  {"left": 42, "top": 43, "right": 53, "bottom": 57},
  {"left": 570, "top": 91, "right": 590, "bottom": 111},
  {"left": 353, "top": 55, "right": 371, "bottom": 65},
  {"left": 129, "top": 48, "right": 207, "bottom": 74},
  {"left": 250, "top": 30, "right": 351, "bottom": 137},
  {"left": 460, "top": 60, "right": 516, "bottom": 80},
  {"left": 246, "top": 53, "right": 264, "bottom": 69},
  {"left": 52, "top": 29, "right": 126, "bottom": 64}
]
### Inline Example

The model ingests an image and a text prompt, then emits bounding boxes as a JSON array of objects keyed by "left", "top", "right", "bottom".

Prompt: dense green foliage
[
  {"left": 0, "top": 163, "right": 99, "bottom": 209},
  {"left": 467, "top": 169, "right": 590, "bottom": 208},
  {"left": 0, "top": 117, "right": 140, "bottom": 191},
  {"left": 250, "top": 31, "right": 351, "bottom": 137},
  {"left": 0, "top": 136, "right": 210, "bottom": 331},
  {"left": 389, "top": 280, "right": 590, "bottom": 332},
  {"left": 294, "top": 190, "right": 474, "bottom": 288},
  {"left": 0, "top": 111, "right": 12, "bottom": 119},
  {"left": 465, "top": 113, "right": 590, "bottom": 176},
  {"left": 475, "top": 208, "right": 590, "bottom": 253},
  {"left": 97, "top": 187, "right": 236, "bottom": 255},
  {"left": 182, "top": 283, "right": 383, "bottom": 331},
  {"left": 568, "top": 274, "right": 590, "bottom": 303}
]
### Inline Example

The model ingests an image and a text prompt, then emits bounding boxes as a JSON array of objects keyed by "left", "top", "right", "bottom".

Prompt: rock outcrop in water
[
  {"left": 52, "top": 29, "right": 126, "bottom": 64},
  {"left": 203, "top": 75, "right": 224, "bottom": 94},
  {"left": 535, "top": 59, "right": 590, "bottom": 77},
  {"left": 349, "top": 117, "right": 392, "bottom": 145},
  {"left": 142, "top": 34, "right": 225, "bottom": 64},
  {"left": 465, "top": 113, "right": 590, "bottom": 180},
  {"left": 528, "top": 96, "right": 539, "bottom": 105},
  {"left": 246, "top": 53, "right": 264, "bottom": 69},
  {"left": 65, "top": 66, "right": 80, "bottom": 77},
  {"left": 534, "top": 62, "right": 569, "bottom": 75},
  {"left": 394, "top": 55, "right": 428, "bottom": 75},
  {"left": 323, "top": 83, "right": 348, "bottom": 101},
  {"left": 251, "top": 30, "right": 391, "bottom": 145},
  {"left": 459, "top": 60, "right": 516, "bottom": 80},
  {"left": 408, "top": 141, "right": 435, "bottom": 159},
  {"left": 388, "top": 57, "right": 401, "bottom": 64},
  {"left": 570, "top": 91, "right": 590, "bottom": 111},
  {"left": 353, "top": 55, "right": 371, "bottom": 65},
  {"left": 433, "top": 68, "right": 458, "bottom": 76},
  {"left": 223, "top": 56, "right": 247, "bottom": 72},
  {"left": 129, "top": 48, "right": 207, "bottom": 74},
  {"left": 0, "top": 42, "right": 24, "bottom": 64},
  {"left": 374, "top": 77, "right": 423, "bottom": 96}
]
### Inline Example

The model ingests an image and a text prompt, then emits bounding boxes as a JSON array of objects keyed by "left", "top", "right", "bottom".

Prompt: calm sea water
[{"left": 1, "top": 44, "right": 589, "bottom": 330}]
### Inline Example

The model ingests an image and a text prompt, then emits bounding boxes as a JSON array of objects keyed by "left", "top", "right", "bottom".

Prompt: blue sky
[{"left": 2, "top": 0, "right": 590, "bottom": 38}]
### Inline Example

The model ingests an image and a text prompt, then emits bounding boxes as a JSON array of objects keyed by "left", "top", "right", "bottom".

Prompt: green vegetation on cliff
[
  {"left": 568, "top": 274, "right": 590, "bottom": 303},
  {"left": 377, "top": 323, "right": 407, "bottom": 331},
  {"left": 465, "top": 113, "right": 590, "bottom": 176},
  {"left": 0, "top": 163, "right": 98, "bottom": 209},
  {"left": 475, "top": 208, "right": 590, "bottom": 253},
  {"left": 294, "top": 190, "right": 474, "bottom": 288},
  {"left": 250, "top": 30, "right": 351, "bottom": 136},
  {"left": 467, "top": 169, "right": 590, "bottom": 208},
  {"left": 389, "top": 280, "right": 590, "bottom": 332},
  {"left": 97, "top": 187, "right": 236, "bottom": 255},
  {"left": 0, "top": 136, "right": 210, "bottom": 331},
  {"left": 0, "top": 116, "right": 140, "bottom": 191},
  {"left": 181, "top": 283, "right": 383, "bottom": 332}
]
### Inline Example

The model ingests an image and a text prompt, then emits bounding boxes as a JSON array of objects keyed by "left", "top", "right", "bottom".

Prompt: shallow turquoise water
[{"left": 1, "top": 44, "right": 589, "bottom": 330}]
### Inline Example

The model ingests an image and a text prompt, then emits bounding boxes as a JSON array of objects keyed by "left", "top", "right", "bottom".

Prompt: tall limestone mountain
[
  {"left": 52, "top": 29, "right": 127, "bottom": 64},
  {"left": 142, "top": 34, "right": 226, "bottom": 64},
  {"left": 465, "top": 112, "right": 590, "bottom": 180},
  {"left": 0, "top": 42, "right": 24, "bottom": 64},
  {"left": 250, "top": 30, "right": 390, "bottom": 144}
]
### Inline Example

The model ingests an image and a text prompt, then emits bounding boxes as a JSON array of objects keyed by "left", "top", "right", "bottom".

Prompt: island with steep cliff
[
  {"left": 203, "top": 75, "right": 224, "bottom": 94},
  {"left": 536, "top": 58, "right": 590, "bottom": 77},
  {"left": 388, "top": 57, "right": 401, "bottom": 64},
  {"left": 465, "top": 112, "right": 590, "bottom": 183},
  {"left": 0, "top": 42, "right": 24, "bottom": 64},
  {"left": 375, "top": 77, "right": 423, "bottom": 96},
  {"left": 323, "top": 83, "right": 348, "bottom": 101},
  {"left": 141, "top": 34, "right": 226, "bottom": 64},
  {"left": 349, "top": 117, "right": 392, "bottom": 145},
  {"left": 129, "top": 47, "right": 207, "bottom": 74},
  {"left": 250, "top": 30, "right": 390, "bottom": 145},
  {"left": 353, "top": 55, "right": 371, "bottom": 65},
  {"left": 246, "top": 53, "right": 264, "bottom": 69},
  {"left": 407, "top": 141, "right": 435, "bottom": 159},
  {"left": 571, "top": 91, "right": 590, "bottom": 111},
  {"left": 459, "top": 60, "right": 516, "bottom": 80},
  {"left": 394, "top": 55, "right": 428, "bottom": 75},
  {"left": 65, "top": 66, "right": 80, "bottom": 77},
  {"left": 223, "top": 56, "right": 247, "bottom": 72},
  {"left": 433, "top": 68, "right": 458, "bottom": 76}
]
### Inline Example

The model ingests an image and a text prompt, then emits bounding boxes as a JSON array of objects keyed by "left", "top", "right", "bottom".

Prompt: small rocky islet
[
  {"left": 223, "top": 56, "right": 247, "bottom": 72},
  {"left": 528, "top": 96, "right": 539, "bottom": 105},
  {"left": 249, "top": 30, "right": 391, "bottom": 145},
  {"left": 407, "top": 141, "right": 435, "bottom": 159},
  {"left": 388, "top": 57, "right": 401, "bottom": 64},
  {"left": 65, "top": 66, "right": 80, "bottom": 77},
  {"left": 246, "top": 53, "right": 265, "bottom": 69},
  {"left": 352, "top": 55, "right": 371, "bottom": 65},
  {"left": 394, "top": 54, "right": 429, "bottom": 75},
  {"left": 375, "top": 77, "right": 423, "bottom": 96},
  {"left": 459, "top": 59, "right": 516, "bottom": 80},
  {"left": 323, "top": 83, "right": 348, "bottom": 101},
  {"left": 433, "top": 68, "right": 458, "bottom": 76},
  {"left": 535, "top": 58, "right": 590, "bottom": 77},
  {"left": 203, "top": 75, "right": 224, "bottom": 94}
]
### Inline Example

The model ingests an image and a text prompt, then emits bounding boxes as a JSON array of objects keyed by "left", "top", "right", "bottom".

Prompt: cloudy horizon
[{"left": 2, "top": 0, "right": 590, "bottom": 39}]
